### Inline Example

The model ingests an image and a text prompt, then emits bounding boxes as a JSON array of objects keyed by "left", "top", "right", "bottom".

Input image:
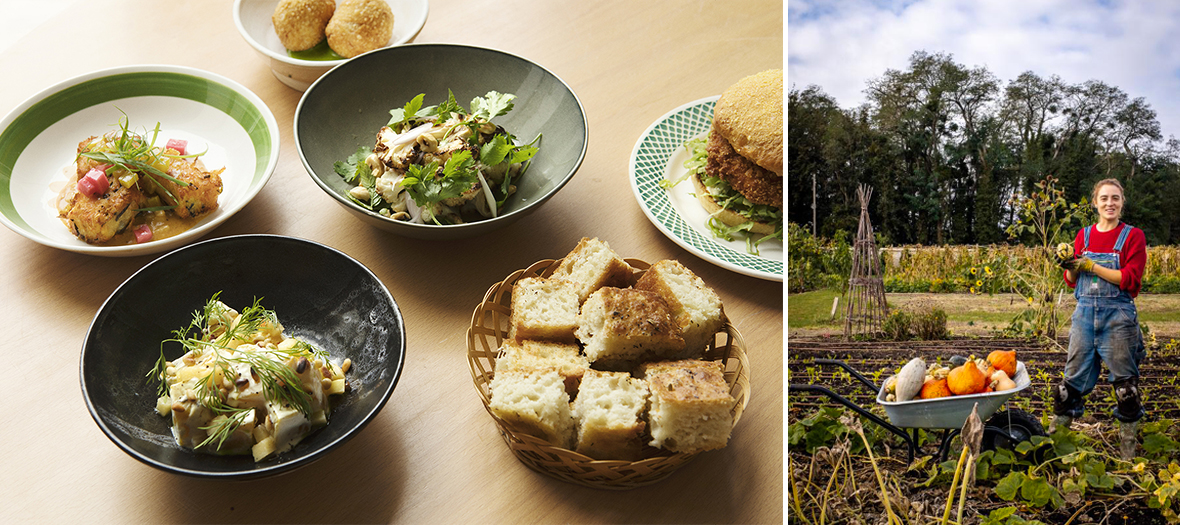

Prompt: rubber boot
[
  {"left": 1119, "top": 420, "right": 1139, "bottom": 460},
  {"left": 1049, "top": 415, "right": 1072, "bottom": 434}
]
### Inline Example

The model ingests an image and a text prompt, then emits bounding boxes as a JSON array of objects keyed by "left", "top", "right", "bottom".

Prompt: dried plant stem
[
  {"left": 787, "top": 463, "right": 813, "bottom": 525},
  {"left": 956, "top": 453, "right": 975, "bottom": 524},
  {"left": 941, "top": 446, "right": 969, "bottom": 525},
  {"left": 855, "top": 428, "right": 900, "bottom": 525}
]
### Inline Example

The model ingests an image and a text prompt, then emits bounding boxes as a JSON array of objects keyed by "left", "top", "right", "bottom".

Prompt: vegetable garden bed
[{"left": 789, "top": 336, "right": 1180, "bottom": 524}]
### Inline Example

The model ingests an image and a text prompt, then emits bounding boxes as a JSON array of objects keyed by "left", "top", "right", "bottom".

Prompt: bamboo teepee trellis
[{"left": 843, "top": 184, "right": 889, "bottom": 339}]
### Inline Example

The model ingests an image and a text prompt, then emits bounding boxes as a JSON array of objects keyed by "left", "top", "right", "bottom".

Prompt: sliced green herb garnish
[{"left": 146, "top": 294, "right": 332, "bottom": 451}]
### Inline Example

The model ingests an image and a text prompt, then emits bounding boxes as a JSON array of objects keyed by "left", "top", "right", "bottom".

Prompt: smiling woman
[{"left": 1053, "top": 178, "right": 1148, "bottom": 459}]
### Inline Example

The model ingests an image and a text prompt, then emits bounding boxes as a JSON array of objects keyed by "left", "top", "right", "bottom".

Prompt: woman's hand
[
  {"left": 1060, "top": 256, "right": 1095, "bottom": 273},
  {"left": 1062, "top": 256, "right": 1124, "bottom": 286}
]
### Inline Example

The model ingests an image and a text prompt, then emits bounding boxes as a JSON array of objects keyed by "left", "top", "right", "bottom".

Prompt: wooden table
[{"left": 0, "top": 1, "right": 783, "bottom": 522}]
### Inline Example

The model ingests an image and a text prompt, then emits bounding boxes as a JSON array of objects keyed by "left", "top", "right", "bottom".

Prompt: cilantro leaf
[
  {"left": 333, "top": 146, "right": 371, "bottom": 183},
  {"left": 508, "top": 143, "right": 539, "bottom": 164},
  {"left": 432, "top": 90, "right": 465, "bottom": 120},
  {"left": 387, "top": 94, "right": 427, "bottom": 129},
  {"left": 401, "top": 150, "right": 478, "bottom": 207},
  {"left": 335, "top": 146, "right": 380, "bottom": 209},
  {"left": 479, "top": 134, "right": 514, "bottom": 166},
  {"left": 471, "top": 91, "right": 515, "bottom": 120}
]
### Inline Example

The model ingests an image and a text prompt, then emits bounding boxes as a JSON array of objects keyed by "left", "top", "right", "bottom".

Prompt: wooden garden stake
[{"left": 843, "top": 184, "right": 889, "bottom": 340}]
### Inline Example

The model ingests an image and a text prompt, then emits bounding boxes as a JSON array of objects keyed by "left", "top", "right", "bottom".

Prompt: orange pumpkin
[
  {"left": 987, "top": 350, "right": 1017, "bottom": 378},
  {"left": 920, "top": 378, "right": 952, "bottom": 399},
  {"left": 947, "top": 363, "right": 986, "bottom": 395}
]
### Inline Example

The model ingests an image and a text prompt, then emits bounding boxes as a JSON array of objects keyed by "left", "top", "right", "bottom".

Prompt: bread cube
[
  {"left": 572, "top": 370, "right": 650, "bottom": 460},
  {"left": 551, "top": 237, "right": 634, "bottom": 302},
  {"left": 488, "top": 369, "right": 576, "bottom": 448},
  {"left": 508, "top": 277, "right": 581, "bottom": 343},
  {"left": 635, "top": 260, "right": 725, "bottom": 357},
  {"left": 575, "top": 287, "right": 684, "bottom": 369},
  {"left": 640, "top": 359, "right": 734, "bottom": 453},
  {"left": 496, "top": 339, "right": 589, "bottom": 395}
]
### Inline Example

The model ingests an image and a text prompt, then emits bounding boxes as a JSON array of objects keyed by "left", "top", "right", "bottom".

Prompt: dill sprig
[{"left": 145, "top": 293, "right": 332, "bottom": 451}]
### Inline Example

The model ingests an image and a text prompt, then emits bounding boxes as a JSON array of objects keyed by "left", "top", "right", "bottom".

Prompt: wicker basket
[{"left": 467, "top": 258, "right": 751, "bottom": 490}]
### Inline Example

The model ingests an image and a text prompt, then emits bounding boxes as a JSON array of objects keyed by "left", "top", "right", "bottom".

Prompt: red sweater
[{"left": 1063, "top": 222, "right": 1147, "bottom": 298}]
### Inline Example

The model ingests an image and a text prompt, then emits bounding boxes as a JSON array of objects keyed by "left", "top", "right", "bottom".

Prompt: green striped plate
[
  {"left": 0, "top": 65, "right": 280, "bottom": 256},
  {"left": 629, "top": 96, "right": 782, "bottom": 281}
]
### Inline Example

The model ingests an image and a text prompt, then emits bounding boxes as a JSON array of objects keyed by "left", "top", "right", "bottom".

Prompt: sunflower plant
[{"left": 1002, "top": 176, "right": 1093, "bottom": 341}]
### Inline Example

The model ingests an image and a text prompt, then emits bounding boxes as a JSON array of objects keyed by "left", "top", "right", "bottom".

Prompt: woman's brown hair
[{"left": 1091, "top": 178, "right": 1125, "bottom": 205}]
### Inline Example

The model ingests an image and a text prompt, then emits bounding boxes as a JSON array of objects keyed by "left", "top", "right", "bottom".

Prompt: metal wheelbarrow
[{"left": 789, "top": 358, "right": 1046, "bottom": 464}]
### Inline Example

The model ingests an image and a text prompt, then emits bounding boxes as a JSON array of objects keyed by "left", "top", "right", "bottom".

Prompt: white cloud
[{"left": 788, "top": 0, "right": 1180, "bottom": 138}]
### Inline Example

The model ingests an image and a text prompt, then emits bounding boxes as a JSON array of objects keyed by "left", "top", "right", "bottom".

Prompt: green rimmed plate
[
  {"left": 0, "top": 65, "right": 280, "bottom": 256},
  {"left": 629, "top": 96, "right": 783, "bottom": 281}
]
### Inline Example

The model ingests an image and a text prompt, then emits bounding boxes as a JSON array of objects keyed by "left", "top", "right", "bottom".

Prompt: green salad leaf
[
  {"left": 479, "top": 134, "right": 514, "bottom": 166},
  {"left": 334, "top": 146, "right": 379, "bottom": 208},
  {"left": 471, "top": 91, "right": 515, "bottom": 121},
  {"left": 387, "top": 93, "right": 427, "bottom": 129},
  {"left": 401, "top": 150, "right": 479, "bottom": 210},
  {"left": 434, "top": 90, "right": 464, "bottom": 119}
]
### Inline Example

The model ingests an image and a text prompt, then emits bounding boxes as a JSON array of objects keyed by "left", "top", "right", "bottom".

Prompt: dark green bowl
[
  {"left": 80, "top": 234, "right": 405, "bottom": 479},
  {"left": 294, "top": 43, "right": 587, "bottom": 240}
]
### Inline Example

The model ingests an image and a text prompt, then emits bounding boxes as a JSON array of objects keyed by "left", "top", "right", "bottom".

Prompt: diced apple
[
  {"left": 252, "top": 437, "right": 276, "bottom": 462},
  {"left": 166, "top": 138, "right": 187, "bottom": 155}
]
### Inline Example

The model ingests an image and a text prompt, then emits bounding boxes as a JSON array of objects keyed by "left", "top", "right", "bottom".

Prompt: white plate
[
  {"left": 629, "top": 96, "right": 783, "bottom": 281},
  {"left": 0, "top": 65, "right": 280, "bottom": 256}
]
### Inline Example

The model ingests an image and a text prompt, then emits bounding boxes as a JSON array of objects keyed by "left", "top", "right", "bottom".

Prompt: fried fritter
[
  {"left": 272, "top": 0, "right": 336, "bottom": 52},
  {"left": 62, "top": 180, "right": 147, "bottom": 244},
  {"left": 704, "top": 127, "right": 782, "bottom": 208},
  {"left": 151, "top": 159, "right": 224, "bottom": 219},
  {"left": 325, "top": 0, "right": 393, "bottom": 58}
]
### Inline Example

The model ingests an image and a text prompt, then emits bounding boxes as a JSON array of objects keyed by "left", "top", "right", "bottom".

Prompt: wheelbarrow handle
[
  {"left": 788, "top": 383, "right": 916, "bottom": 465},
  {"left": 812, "top": 358, "right": 882, "bottom": 391}
]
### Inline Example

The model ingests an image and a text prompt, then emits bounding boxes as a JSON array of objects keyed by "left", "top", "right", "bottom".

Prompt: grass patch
[
  {"left": 789, "top": 291, "right": 1180, "bottom": 337},
  {"left": 787, "top": 288, "right": 842, "bottom": 329}
]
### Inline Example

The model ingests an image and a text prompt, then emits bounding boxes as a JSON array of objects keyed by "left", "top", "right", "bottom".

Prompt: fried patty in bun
[{"left": 694, "top": 69, "right": 783, "bottom": 237}]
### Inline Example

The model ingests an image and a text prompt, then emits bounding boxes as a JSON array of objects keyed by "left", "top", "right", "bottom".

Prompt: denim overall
[{"left": 1059, "top": 224, "right": 1146, "bottom": 422}]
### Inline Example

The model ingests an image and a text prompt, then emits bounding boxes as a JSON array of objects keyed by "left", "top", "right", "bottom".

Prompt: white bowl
[
  {"left": 234, "top": 0, "right": 429, "bottom": 91},
  {"left": 0, "top": 65, "right": 281, "bottom": 257}
]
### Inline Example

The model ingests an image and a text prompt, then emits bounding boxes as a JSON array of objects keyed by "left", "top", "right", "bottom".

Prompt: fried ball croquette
[
  {"left": 272, "top": 0, "right": 336, "bottom": 52},
  {"left": 325, "top": 0, "right": 393, "bottom": 58}
]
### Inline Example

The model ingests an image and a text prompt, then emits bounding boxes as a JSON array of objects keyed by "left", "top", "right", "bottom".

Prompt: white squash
[
  {"left": 894, "top": 357, "right": 926, "bottom": 401},
  {"left": 992, "top": 370, "right": 1017, "bottom": 391}
]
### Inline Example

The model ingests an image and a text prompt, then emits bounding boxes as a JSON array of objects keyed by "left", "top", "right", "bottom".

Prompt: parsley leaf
[
  {"left": 471, "top": 91, "right": 515, "bottom": 120},
  {"left": 479, "top": 134, "right": 514, "bottom": 166},
  {"left": 432, "top": 90, "right": 465, "bottom": 120},
  {"left": 401, "top": 150, "right": 478, "bottom": 207},
  {"left": 334, "top": 146, "right": 380, "bottom": 209},
  {"left": 387, "top": 94, "right": 427, "bottom": 129},
  {"left": 333, "top": 146, "right": 371, "bottom": 183},
  {"left": 508, "top": 143, "right": 539, "bottom": 164}
]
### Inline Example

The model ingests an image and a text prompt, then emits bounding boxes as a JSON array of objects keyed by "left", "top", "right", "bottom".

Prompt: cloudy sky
[{"left": 787, "top": 0, "right": 1180, "bottom": 140}]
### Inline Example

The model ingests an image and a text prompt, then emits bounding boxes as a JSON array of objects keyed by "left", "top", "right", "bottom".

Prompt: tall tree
[
  {"left": 787, "top": 85, "right": 841, "bottom": 233},
  {"left": 786, "top": 51, "right": 1179, "bottom": 246}
]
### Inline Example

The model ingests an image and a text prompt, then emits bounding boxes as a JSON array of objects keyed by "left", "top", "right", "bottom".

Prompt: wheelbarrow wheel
[{"left": 983, "top": 409, "right": 1046, "bottom": 452}]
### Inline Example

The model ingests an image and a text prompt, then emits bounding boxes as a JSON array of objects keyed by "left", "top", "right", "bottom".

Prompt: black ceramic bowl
[
  {"left": 295, "top": 43, "right": 588, "bottom": 240},
  {"left": 80, "top": 235, "right": 405, "bottom": 479}
]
